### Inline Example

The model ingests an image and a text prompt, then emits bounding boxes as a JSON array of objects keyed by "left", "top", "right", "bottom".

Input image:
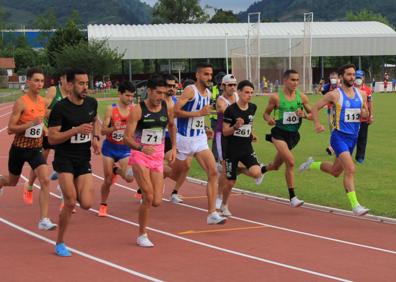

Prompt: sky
[{"left": 142, "top": 0, "right": 258, "bottom": 13}]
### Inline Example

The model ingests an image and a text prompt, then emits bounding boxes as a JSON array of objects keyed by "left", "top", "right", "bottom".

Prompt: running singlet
[
  {"left": 107, "top": 103, "right": 130, "bottom": 144},
  {"left": 13, "top": 94, "right": 46, "bottom": 149},
  {"left": 223, "top": 102, "right": 256, "bottom": 148},
  {"left": 216, "top": 94, "right": 239, "bottom": 133},
  {"left": 135, "top": 101, "right": 168, "bottom": 145},
  {"left": 177, "top": 85, "right": 211, "bottom": 137},
  {"left": 48, "top": 96, "right": 98, "bottom": 160},
  {"left": 44, "top": 85, "right": 65, "bottom": 127},
  {"left": 333, "top": 87, "right": 362, "bottom": 136},
  {"left": 274, "top": 88, "right": 303, "bottom": 132}
]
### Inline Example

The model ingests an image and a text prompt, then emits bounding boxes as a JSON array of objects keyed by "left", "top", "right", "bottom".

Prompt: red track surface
[{"left": 1, "top": 102, "right": 395, "bottom": 282}]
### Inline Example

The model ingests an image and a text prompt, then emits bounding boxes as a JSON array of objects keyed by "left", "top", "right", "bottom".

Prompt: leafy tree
[
  {"left": 33, "top": 8, "right": 58, "bottom": 47},
  {"left": 209, "top": 9, "right": 239, "bottom": 23},
  {"left": 152, "top": 0, "right": 209, "bottom": 24},
  {"left": 46, "top": 20, "right": 87, "bottom": 66},
  {"left": 54, "top": 40, "right": 124, "bottom": 87},
  {"left": 346, "top": 9, "right": 393, "bottom": 28}
]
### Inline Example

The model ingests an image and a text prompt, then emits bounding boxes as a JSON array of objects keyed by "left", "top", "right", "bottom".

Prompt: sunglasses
[
  {"left": 167, "top": 84, "right": 177, "bottom": 88},
  {"left": 226, "top": 84, "right": 237, "bottom": 87}
]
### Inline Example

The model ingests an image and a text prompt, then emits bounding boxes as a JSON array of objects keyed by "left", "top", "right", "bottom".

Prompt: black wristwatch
[{"left": 137, "top": 145, "right": 143, "bottom": 151}]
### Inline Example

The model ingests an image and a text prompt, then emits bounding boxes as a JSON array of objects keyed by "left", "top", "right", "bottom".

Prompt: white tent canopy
[{"left": 88, "top": 22, "right": 396, "bottom": 59}]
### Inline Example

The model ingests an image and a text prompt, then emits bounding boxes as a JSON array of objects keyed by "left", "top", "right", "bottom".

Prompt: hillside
[
  {"left": 0, "top": 0, "right": 152, "bottom": 27},
  {"left": 239, "top": 0, "right": 396, "bottom": 25}
]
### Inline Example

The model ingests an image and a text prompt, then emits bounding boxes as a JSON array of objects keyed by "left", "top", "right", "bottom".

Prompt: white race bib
[
  {"left": 141, "top": 128, "right": 163, "bottom": 145},
  {"left": 191, "top": 117, "right": 204, "bottom": 130},
  {"left": 71, "top": 133, "right": 91, "bottom": 144},
  {"left": 344, "top": 108, "right": 361, "bottom": 123},
  {"left": 233, "top": 124, "right": 252, "bottom": 138},
  {"left": 25, "top": 123, "right": 43, "bottom": 138},
  {"left": 111, "top": 129, "right": 124, "bottom": 142},
  {"left": 283, "top": 112, "right": 299, "bottom": 124}
]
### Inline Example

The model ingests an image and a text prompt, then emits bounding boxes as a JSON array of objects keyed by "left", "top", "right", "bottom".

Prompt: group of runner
[{"left": 0, "top": 62, "right": 371, "bottom": 256}]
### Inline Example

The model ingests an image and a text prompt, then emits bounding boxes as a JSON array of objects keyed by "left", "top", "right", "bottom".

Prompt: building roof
[
  {"left": 88, "top": 21, "right": 396, "bottom": 59},
  {"left": 0, "top": 57, "right": 16, "bottom": 69}
]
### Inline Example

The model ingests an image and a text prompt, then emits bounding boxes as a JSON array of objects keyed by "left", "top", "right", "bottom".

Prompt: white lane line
[
  {"left": 0, "top": 126, "right": 8, "bottom": 133},
  {"left": 0, "top": 111, "right": 11, "bottom": 118},
  {"left": 0, "top": 217, "right": 163, "bottom": 282},
  {"left": 20, "top": 176, "right": 351, "bottom": 282},
  {"left": 92, "top": 173, "right": 396, "bottom": 256}
]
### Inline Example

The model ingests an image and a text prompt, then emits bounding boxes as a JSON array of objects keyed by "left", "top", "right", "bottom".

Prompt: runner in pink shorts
[{"left": 124, "top": 75, "right": 176, "bottom": 247}]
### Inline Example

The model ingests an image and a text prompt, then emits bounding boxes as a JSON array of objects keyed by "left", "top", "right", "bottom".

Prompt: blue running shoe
[
  {"left": 55, "top": 242, "right": 72, "bottom": 257},
  {"left": 50, "top": 171, "right": 59, "bottom": 181}
]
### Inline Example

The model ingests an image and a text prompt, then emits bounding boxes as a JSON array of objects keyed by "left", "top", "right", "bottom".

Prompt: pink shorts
[{"left": 129, "top": 143, "right": 165, "bottom": 172}]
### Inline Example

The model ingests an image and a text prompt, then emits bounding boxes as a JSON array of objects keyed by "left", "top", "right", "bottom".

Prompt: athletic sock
[
  {"left": 288, "top": 188, "right": 296, "bottom": 200},
  {"left": 172, "top": 190, "right": 178, "bottom": 195},
  {"left": 347, "top": 191, "right": 359, "bottom": 209},
  {"left": 261, "top": 165, "right": 267, "bottom": 174},
  {"left": 310, "top": 161, "right": 322, "bottom": 170}
]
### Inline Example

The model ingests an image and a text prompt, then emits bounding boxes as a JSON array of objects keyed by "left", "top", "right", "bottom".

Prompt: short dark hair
[
  {"left": 337, "top": 64, "right": 356, "bottom": 76},
  {"left": 26, "top": 67, "right": 44, "bottom": 80},
  {"left": 182, "top": 79, "right": 195, "bottom": 89},
  {"left": 147, "top": 74, "right": 167, "bottom": 89},
  {"left": 283, "top": 69, "right": 298, "bottom": 79},
  {"left": 196, "top": 62, "right": 213, "bottom": 72},
  {"left": 118, "top": 81, "right": 135, "bottom": 94},
  {"left": 329, "top": 71, "right": 338, "bottom": 77},
  {"left": 163, "top": 74, "right": 177, "bottom": 82},
  {"left": 66, "top": 68, "right": 88, "bottom": 82},
  {"left": 237, "top": 80, "right": 254, "bottom": 91}
]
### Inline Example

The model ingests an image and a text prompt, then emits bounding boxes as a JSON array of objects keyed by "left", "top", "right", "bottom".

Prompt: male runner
[{"left": 48, "top": 68, "right": 101, "bottom": 256}]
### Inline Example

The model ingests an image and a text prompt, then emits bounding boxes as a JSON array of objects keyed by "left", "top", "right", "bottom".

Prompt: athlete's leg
[
  {"left": 75, "top": 173, "right": 94, "bottom": 210},
  {"left": 100, "top": 156, "right": 115, "bottom": 204},
  {"left": 34, "top": 164, "right": 51, "bottom": 219},
  {"left": 150, "top": 170, "right": 164, "bottom": 207},
  {"left": 272, "top": 139, "right": 295, "bottom": 188},
  {"left": 27, "top": 149, "right": 50, "bottom": 186},
  {"left": 118, "top": 157, "right": 134, "bottom": 182}
]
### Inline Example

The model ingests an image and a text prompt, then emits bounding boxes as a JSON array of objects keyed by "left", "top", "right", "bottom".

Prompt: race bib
[
  {"left": 344, "top": 108, "right": 361, "bottom": 123},
  {"left": 283, "top": 112, "right": 299, "bottom": 124},
  {"left": 234, "top": 124, "right": 252, "bottom": 138},
  {"left": 141, "top": 128, "right": 163, "bottom": 145},
  {"left": 111, "top": 129, "right": 124, "bottom": 142},
  {"left": 191, "top": 117, "right": 204, "bottom": 130},
  {"left": 25, "top": 123, "right": 43, "bottom": 138},
  {"left": 71, "top": 133, "right": 91, "bottom": 144}
]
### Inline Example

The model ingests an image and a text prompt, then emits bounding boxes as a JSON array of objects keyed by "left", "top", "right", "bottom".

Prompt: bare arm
[
  {"left": 123, "top": 104, "right": 142, "bottom": 150},
  {"left": 299, "top": 92, "right": 313, "bottom": 120},
  {"left": 100, "top": 105, "right": 114, "bottom": 135},
  {"left": 312, "top": 90, "right": 338, "bottom": 132},
  {"left": 166, "top": 104, "right": 177, "bottom": 163},
  {"left": 174, "top": 87, "right": 210, "bottom": 118},
  {"left": 359, "top": 90, "right": 369, "bottom": 119},
  {"left": 8, "top": 99, "right": 42, "bottom": 135},
  {"left": 44, "top": 86, "right": 56, "bottom": 119},
  {"left": 263, "top": 94, "right": 278, "bottom": 126},
  {"left": 216, "top": 97, "right": 227, "bottom": 114}
]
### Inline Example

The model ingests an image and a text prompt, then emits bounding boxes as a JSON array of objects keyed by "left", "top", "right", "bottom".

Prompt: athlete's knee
[
  {"left": 79, "top": 202, "right": 92, "bottom": 210},
  {"left": 144, "top": 193, "right": 154, "bottom": 205},
  {"left": 207, "top": 167, "right": 218, "bottom": 180},
  {"left": 344, "top": 164, "right": 355, "bottom": 176},
  {"left": 103, "top": 176, "right": 113, "bottom": 187},
  {"left": 64, "top": 199, "right": 77, "bottom": 211},
  {"left": 152, "top": 198, "right": 162, "bottom": 207},
  {"left": 38, "top": 177, "right": 50, "bottom": 189},
  {"left": 284, "top": 157, "right": 295, "bottom": 168}
]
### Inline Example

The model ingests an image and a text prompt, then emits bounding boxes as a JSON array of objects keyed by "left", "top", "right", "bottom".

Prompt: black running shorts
[{"left": 8, "top": 145, "right": 46, "bottom": 175}]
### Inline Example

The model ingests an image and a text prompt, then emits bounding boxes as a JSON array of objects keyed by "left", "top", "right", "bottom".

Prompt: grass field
[{"left": 2, "top": 87, "right": 395, "bottom": 218}]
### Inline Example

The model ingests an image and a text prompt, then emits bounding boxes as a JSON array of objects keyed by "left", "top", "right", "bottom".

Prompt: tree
[
  {"left": 152, "top": 0, "right": 209, "bottom": 24},
  {"left": 46, "top": 20, "right": 87, "bottom": 66},
  {"left": 54, "top": 40, "right": 124, "bottom": 88},
  {"left": 33, "top": 8, "right": 59, "bottom": 47},
  {"left": 346, "top": 9, "right": 393, "bottom": 28},
  {"left": 209, "top": 8, "right": 239, "bottom": 23}
]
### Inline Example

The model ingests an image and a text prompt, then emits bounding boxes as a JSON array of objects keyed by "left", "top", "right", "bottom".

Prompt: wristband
[{"left": 137, "top": 145, "right": 143, "bottom": 152}]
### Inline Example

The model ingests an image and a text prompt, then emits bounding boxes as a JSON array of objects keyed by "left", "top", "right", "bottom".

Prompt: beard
[{"left": 343, "top": 78, "right": 354, "bottom": 88}]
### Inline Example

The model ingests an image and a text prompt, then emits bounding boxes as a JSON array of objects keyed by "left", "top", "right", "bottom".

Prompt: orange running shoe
[
  {"left": 98, "top": 204, "right": 108, "bottom": 217},
  {"left": 23, "top": 183, "right": 33, "bottom": 205}
]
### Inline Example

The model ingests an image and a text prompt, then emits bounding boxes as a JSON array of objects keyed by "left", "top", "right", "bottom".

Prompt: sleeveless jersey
[
  {"left": 13, "top": 94, "right": 46, "bottom": 148},
  {"left": 107, "top": 103, "right": 130, "bottom": 144},
  {"left": 44, "top": 85, "right": 64, "bottom": 127},
  {"left": 333, "top": 87, "right": 362, "bottom": 136},
  {"left": 177, "top": 84, "right": 211, "bottom": 137},
  {"left": 274, "top": 89, "right": 303, "bottom": 132},
  {"left": 216, "top": 94, "right": 239, "bottom": 133},
  {"left": 135, "top": 100, "right": 168, "bottom": 146}
]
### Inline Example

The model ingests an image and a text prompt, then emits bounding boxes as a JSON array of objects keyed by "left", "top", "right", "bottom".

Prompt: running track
[{"left": 0, "top": 102, "right": 395, "bottom": 282}]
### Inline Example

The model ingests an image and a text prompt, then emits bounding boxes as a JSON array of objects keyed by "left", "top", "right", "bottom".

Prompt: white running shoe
[
  {"left": 255, "top": 173, "right": 265, "bottom": 185},
  {"left": 352, "top": 205, "right": 369, "bottom": 216},
  {"left": 126, "top": 167, "right": 134, "bottom": 178},
  {"left": 290, "top": 196, "right": 304, "bottom": 208},
  {"left": 170, "top": 193, "right": 183, "bottom": 204},
  {"left": 220, "top": 204, "right": 232, "bottom": 217},
  {"left": 215, "top": 197, "right": 222, "bottom": 210},
  {"left": 207, "top": 212, "right": 226, "bottom": 225},
  {"left": 298, "top": 157, "right": 314, "bottom": 174},
  {"left": 137, "top": 234, "right": 154, "bottom": 247},
  {"left": 38, "top": 218, "right": 57, "bottom": 231}
]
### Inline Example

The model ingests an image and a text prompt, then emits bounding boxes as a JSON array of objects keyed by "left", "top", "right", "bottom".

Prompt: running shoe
[
  {"left": 220, "top": 204, "right": 232, "bottom": 217},
  {"left": 38, "top": 218, "right": 57, "bottom": 230},
  {"left": 170, "top": 193, "right": 183, "bottom": 204},
  {"left": 137, "top": 234, "right": 154, "bottom": 247},
  {"left": 290, "top": 196, "right": 304, "bottom": 208},
  {"left": 50, "top": 171, "right": 59, "bottom": 181},
  {"left": 298, "top": 157, "right": 314, "bottom": 174},
  {"left": 325, "top": 147, "right": 333, "bottom": 156},
  {"left": 356, "top": 158, "right": 364, "bottom": 164},
  {"left": 207, "top": 212, "right": 226, "bottom": 225},
  {"left": 55, "top": 242, "right": 72, "bottom": 257},
  {"left": 23, "top": 182, "right": 33, "bottom": 205},
  {"left": 255, "top": 173, "right": 265, "bottom": 185},
  {"left": 125, "top": 167, "right": 134, "bottom": 178},
  {"left": 98, "top": 204, "right": 108, "bottom": 217},
  {"left": 352, "top": 205, "right": 369, "bottom": 216},
  {"left": 215, "top": 197, "right": 222, "bottom": 210}
]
